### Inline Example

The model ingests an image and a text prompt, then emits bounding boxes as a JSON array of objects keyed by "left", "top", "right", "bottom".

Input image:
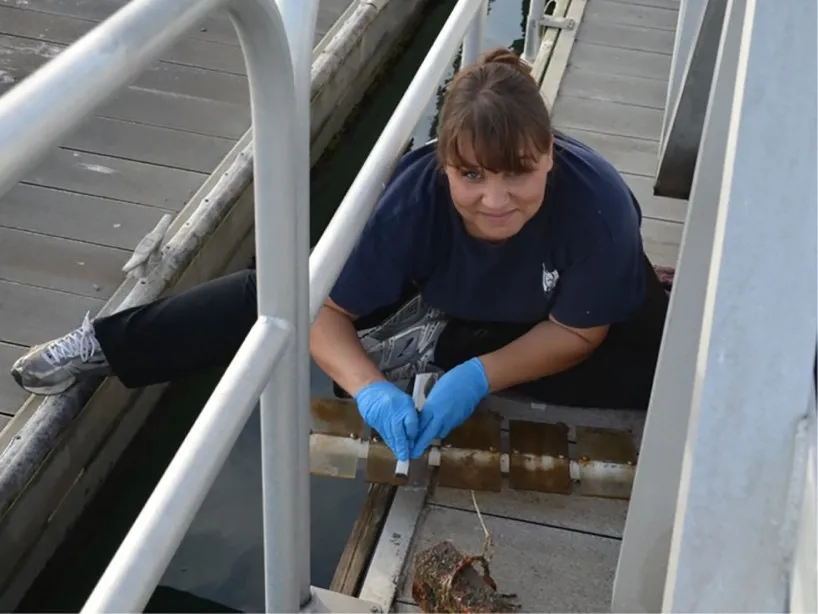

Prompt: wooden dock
[
  {"left": 0, "top": 0, "right": 442, "bottom": 607},
  {"left": 346, "top": 0, "right": 688, "bottom": 611},
  {"left": 0, "top": 0, "right": 354, "bottom": 419},
  {"left": 547, "top": 0, "right": 685, "bottom": 268}
]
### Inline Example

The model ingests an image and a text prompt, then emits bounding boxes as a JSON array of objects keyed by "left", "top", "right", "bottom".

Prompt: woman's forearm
[
  {"left": 479, "top": 320, "right": 601, "bottom": 392},
  {"left": 309, "top": 302, "right": 385, "bottom": 396}
]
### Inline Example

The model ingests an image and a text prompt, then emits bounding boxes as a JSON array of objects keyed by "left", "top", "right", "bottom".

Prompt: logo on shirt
[{"left": 542, "top": 263, "right": 560, "bottom": 296}]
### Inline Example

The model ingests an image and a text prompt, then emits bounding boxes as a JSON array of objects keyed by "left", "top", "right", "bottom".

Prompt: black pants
[{"left": 94, "top": 256, "right": 669, "bottom": 410}]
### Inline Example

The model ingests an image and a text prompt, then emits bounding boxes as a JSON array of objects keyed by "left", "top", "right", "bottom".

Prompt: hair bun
[{"left": 478, "top": 47, "right": 532, "bottom": 76}]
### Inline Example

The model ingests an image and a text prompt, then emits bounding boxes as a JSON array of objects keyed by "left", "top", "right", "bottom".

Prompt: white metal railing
[
  {"left": 0, "top": 1, "right": 308, "bottom": 611},
  {"left": 522, "top": 0, "right": 548, "bottom": 64},
  {"left": 613, "top": 0, "right": 817, "bottom": 612},
  {"left": 0, "top": 0, "right": 489, "bottom": 611},
  {"left": 654, "top": 0, "right": 727, "bottom": 198}
]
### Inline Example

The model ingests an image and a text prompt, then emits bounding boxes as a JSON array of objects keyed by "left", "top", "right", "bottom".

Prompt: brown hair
[{"left": 436, "top": 47, "right": 553, "bottom": 174}]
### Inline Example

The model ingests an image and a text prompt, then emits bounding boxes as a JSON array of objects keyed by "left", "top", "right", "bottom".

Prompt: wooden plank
[
  {"left": 624, "top": 173, "right": 687, "bottom": 223},
  {"left": 569, "top": 42, "right": 673, "bottom": 81},
  {"left": 8, "top": 0, "right": 353, "bottom": 46},
  {"left": 560, "top": 67, "right": 668, "bottom": 109},
  {"left": 99, "top": 87, "right": 249, "bottom": 139},
  {"left": 0, "top": 280, "right": 104, "bottom": 347},
  {"left": 0, "top": 6, "right": 248, "bottom": 74},
  {"left": 0, "top": 342, "right": 28, "bottom": 417},
  {"left": 578, "top": 20, "right": 676, "bottom": 54},
  {"left": 330, "top": 483, "right": 396, "bottom": 595},
  {"left": 430, "top": 486, "right": 629, "bottom": 538},
  {"left": 0, "top": 184, "right": 172, "bottom": 250},
  {"left": 7, "top": 0, "right": 240, "bottom": 46},
  {"left": 641, "top": 218, "right": 683, "bottom": 268},
  {"left": 559, "top": 128, "right": 659, "bottom": 177},
  {"left": 358, "top": 487, "right": 429, "bottom": 612},
  {"left": 0, "top": 34, "right": 249, "bottom": 105},
  {"left": 63, "top": 116, "right": 235, "bottom": 174},
  {"left": 584, "top": 0, "right": 679, "bottom": 31},
  {"left": 0, "top": 227, "right": 129, "bottom": 298},
  {"left": 483, "top": 395, "right": 647, "bottom": 442},
  {"left": 553, "top": 95, "right": 664, "bottom": 142},
  {"left": 21, "top": 149, "right": 206, "bottom": 210},
  {"left": 397, "top": 505, "right": 621, "bottom": 612},
  {"left": 117, "top": 58, "right": 249, "bottom": 106}
]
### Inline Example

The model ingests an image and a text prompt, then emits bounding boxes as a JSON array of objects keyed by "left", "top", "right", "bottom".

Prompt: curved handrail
[
  {"left": 71, "top": 1, "right": 306, "bottom": 611},
  {"left": 0, "top": 0, "right": 306, "bottom": 611}
]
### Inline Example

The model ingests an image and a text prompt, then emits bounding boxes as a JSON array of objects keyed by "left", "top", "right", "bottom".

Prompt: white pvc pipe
[{"left": 310, "top": 433, "right": 636, "bottom": 484}]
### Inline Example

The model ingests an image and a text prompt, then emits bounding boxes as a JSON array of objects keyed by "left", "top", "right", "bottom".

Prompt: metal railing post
[
  {"left": 69, "top": 0, "right": 303, "bottom": 611},
  {"left": 628, "top": 0, "right": 816, "bottom": 609},
  {"left": 522, "top": 0, "right": 547, "bottom": 64},
  {"left": 272, "top": 0, "right": 320, "bottom": 605},
  {"left": 654, "top": 0, "right": 727, "bottom": 199},
  {"left": 461, "top": 0, "right": 487, "bottom": 66},
  {"left": 660, "top": 0, "right": 705, "bottom": 150},
  {"left": 226, "top": 0, "right": 306, "bottom": 611},
  {"left": 612, "top": 0, "right": 747, "bottom": 609}
]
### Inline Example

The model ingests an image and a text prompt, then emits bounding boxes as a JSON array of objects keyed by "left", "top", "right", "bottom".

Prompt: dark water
[{"left": 18, "top": 1, "right": 530, "bottom": 611}]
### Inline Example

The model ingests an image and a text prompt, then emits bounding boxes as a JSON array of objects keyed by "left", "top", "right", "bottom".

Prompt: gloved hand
[
  {"left": 410, "top": 357, "right": 490, "bottom": 459},
  {"left": 354, "top": 381, "right": 419, "bottom": 462}
]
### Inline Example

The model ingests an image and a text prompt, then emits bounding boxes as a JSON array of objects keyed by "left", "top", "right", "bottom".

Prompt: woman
[{"left": 10, "top": 48, "right": 669, "bottom": 463}]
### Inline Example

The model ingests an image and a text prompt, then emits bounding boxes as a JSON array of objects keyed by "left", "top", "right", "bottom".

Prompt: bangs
[
  {"left": 443, "top": 127, "right": 545, "bottom": 175},
  {"left": 437, "top": 93, "right": 552, "bottom": 175}
]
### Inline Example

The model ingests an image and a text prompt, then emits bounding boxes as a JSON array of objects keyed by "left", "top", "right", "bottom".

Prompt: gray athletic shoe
[
  {"left": 358, "top": 294, "right": 447, "bottom": 382},
  {"left": 10, "top": 312, "right": 110, "bottom": 395}
]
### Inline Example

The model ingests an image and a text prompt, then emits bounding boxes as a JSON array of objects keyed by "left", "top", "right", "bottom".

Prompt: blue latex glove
[
  {"left": 354, "top": 381, "right": 419, "bottom": 462},
  {"left": 410, "top": 357, "right": 490, "bottom": 459}
]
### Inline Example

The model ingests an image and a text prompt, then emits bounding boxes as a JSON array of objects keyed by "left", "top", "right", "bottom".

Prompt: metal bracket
[
  {"left": 438, "top": 411, "right": 503, "bottom": 492},
  {"left": 121, "top": 213, "right": 173, "bottom": 280},
  {"left": 576, "top": 426, "right": 637, "bottom": 499},
  {"left": 540, "top": 15, "right": 576, "bottom": 30},
  {"left": 508, "top": 420, "right": 571, "bottom": 494},
  {"left": 310, "top": 396, "right": 365, "bottom": 479}
]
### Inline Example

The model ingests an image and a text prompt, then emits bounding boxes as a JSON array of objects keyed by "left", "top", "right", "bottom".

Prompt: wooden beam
[{"left": 330, "top": 483, "right": 396, "bottom": 595}]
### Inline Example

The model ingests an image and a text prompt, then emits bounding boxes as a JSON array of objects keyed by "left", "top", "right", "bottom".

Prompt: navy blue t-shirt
[{"left": 329, "top": 133, "right": 646, "bottom": 329}]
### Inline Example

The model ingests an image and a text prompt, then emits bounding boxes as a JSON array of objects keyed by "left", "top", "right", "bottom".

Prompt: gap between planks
[{"left": 330, "top": 483, "right": 397, "bottom": 596}]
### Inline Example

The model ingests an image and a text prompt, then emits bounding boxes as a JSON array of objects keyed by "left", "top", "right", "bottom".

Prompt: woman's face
[{"left": 444, "top": 140, "right": 553, "bottom": 242}]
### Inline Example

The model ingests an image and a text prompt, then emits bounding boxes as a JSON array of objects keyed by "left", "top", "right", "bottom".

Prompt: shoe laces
[{"left": 44, "top": 312, "right": 102, "bottom": 366}]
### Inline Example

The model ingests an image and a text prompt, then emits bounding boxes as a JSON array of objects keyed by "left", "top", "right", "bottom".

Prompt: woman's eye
[{"left": 462, "top": 170, "right": 482, "bottom": 181}]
